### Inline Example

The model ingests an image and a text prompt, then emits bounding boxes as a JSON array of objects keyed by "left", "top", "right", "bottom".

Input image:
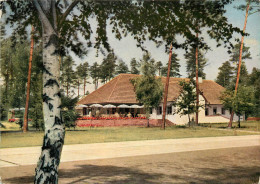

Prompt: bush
[{"left": 62, "top": 110, "right": 79, "bottom": 130}]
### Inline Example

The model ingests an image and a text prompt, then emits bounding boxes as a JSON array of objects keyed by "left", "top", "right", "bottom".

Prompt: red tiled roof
[{"left": 77, "top": 74, "right": 225, "bottom": 105}]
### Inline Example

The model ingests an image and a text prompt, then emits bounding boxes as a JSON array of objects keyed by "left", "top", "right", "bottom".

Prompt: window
[
  {"left": 157, "top": 106, "right": 162, "bottom": 115},
  {"left": 213, "top": 107, "right": 217, "bottom": 115},
  {"left": 83, "top": 108, "right": 88, "bottom": 115},
  {"left": 205, "top": 108, "right": 209, "bottom": 116},
  {"left": 167, "top": 106, "right": 172, "bottom": 115},
  {"left": 149, "top": 108, "right": 153, "bottom": 114},
  {"left": 221, "top": 108, "right": 225, "bottom": 115}
]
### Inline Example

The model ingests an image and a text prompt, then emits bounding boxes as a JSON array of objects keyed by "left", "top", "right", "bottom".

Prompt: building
[{"left": 77, "top": 74, "right": 243, "bottom": 125}]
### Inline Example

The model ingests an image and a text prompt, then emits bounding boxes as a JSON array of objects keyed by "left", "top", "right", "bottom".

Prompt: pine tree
[
  {"left": 229, "top": 43, "right": 251, "bottom": 64},
  {"left": 116, "top": 59, "right": 129, "bottom": 74},
  {"left": 60, "top": 56, "right": 76, "bottom": 96},
  {"left": 249, "top": 67, "right": 260, "bottom": 116},
  {"left": 131, "top": 53, "right": 163, "bottom": 127},
  {"left": 216, "top": 61, "right": 235, "bottom": 88},
  {"left": 90, "top": 62, "right": 101, "bottom": 90},
  {"left": 162, "top": 53, "right": 181, "bottom": 77},
  {"left": 76, "top": 61, "right": 89, "bottom": 96},
  {"left": 185, "top": 48, "right": 207, "bottom": 79},
  {"left": 155, "top": 61, "right": 163, "bottom": 76},
  {"left": 130, "top": 58, "right": 140, "bottom": 74},
  {"left": 100, "top": 52, "right": 117, "bottom": 83}
]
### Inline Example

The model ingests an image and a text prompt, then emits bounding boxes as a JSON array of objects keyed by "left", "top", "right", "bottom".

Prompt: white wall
[{"left": 149, "top": 95, "right": 245, "bottom": 125}]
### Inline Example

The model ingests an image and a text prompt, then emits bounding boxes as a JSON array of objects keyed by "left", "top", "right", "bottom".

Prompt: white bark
[
  {"left": 33, "top": 0, "right": 65, "bottom": 183},
  {"left": 34, "top": 31, "right": 65, "bottom": 184}
]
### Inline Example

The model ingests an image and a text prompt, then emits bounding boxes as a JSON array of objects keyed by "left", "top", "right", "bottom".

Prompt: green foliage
[
  {"left": 61, "top": 95, "right": 79, "bottom": 129},
  {"left": 229, "top": 43, "right": 251, "bottom": 64},
  {"left": 2, "top": 1, "right": 244, "bottom": 57},
  {"left": 185, "top": 48, "right": 207, "bottom": 79},
  {"left": 76, "top": 61, "right": 89, "bottom": 84},
  {"left": 29, "top": 72, "right": 44, "bottom": 131},
  {"left": 220, "top": 86, "right": 256, "bottom": 119},
  {"left": 60, "top": 56, "right": 76, "bottom": 96},
  {"left": 155, "top": 61, "right": 163, "bottom": 76},
  {"left": 229, "top": 61, "right": 249, "bottom": 90},
  {"left": 100, "top": 52, "right": 117, "bottom": 83},
  {"left": 174, "top": 80, "right": 201, "bottom": 122},
  {"left": 161, "top": 52, "right": 181, "bottom": 77},
  {"left": 116, "top": 59, "right": 129, "bottom": 74},
  {"left": 131, "top": 53, "right": 163, "bottom": 119},
  {"left": 216, "top": 61, "right": 235, "bottom": 88},
  {"left": 130, "top": 58, "right": 140, "bottom": 74},
  {"left": 248, "top": 68, "right": 260, "bottom": 116},
  {"left": 140, "top": 53, "right": 156, "bottom": 77},
  {"left": 90, "top": 62, "right": 101, "bottom": 90},
  {"left": 0, "top": 37, "right": 43, "bottom": 120}
]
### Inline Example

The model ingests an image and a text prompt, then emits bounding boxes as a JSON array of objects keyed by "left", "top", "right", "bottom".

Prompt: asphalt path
[{"left": 0, "top": 135, "right": 259, "bottom": 168}]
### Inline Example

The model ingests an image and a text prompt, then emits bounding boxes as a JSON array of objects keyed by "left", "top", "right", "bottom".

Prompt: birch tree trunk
[
  {"left": 34, "top": 31, "right": 64, "bottom": 184},
  {"left": 33, "top": 0, "right": 65, "bottom": 183}
]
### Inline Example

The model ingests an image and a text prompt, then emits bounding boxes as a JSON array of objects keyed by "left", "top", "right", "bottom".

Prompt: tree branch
[
  {"left": 52, "top": 0, "right": 57, "bottom": 31},
  {"left": 33, "top": 0, "right": 55, "bottom": 34},
  {"left": 58, "top": 0, "right": 80, "bottom": 26}
]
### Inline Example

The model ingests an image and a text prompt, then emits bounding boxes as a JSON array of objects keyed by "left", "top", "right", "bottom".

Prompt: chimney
[
  {"left": 198, "top": 77, "right": 203, "bottom": 83},
  {"left": 193, "top": 77, "right": 203, "bottom": 83}
]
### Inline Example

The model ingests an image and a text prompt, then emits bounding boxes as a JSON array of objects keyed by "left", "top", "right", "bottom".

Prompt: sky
[{"left": 70, "top": 0, "right": 260, "bottom": 82}]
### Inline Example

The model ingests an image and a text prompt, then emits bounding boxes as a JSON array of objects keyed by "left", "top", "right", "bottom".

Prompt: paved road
[{"left": 0, "top": 135, "right": 259, "bottom": 168}]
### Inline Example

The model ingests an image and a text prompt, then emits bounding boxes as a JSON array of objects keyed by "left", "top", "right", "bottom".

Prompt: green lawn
[
  {"left": 0, "top": 123, "right": 259, "bottom": 148},
  {"left": 200, "top": 121, "right": 260, "bottom": 132}
]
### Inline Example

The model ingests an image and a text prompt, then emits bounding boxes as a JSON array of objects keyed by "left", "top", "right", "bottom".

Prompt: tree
[
  {"left": 185, "top": 48, "right": 207, "bottom": 79},
  {"left": 60, "top": 95, "right": 79, "bottom": 130},
  {"left": 216, "top": 61, "right": 235, "bottom": 88},
  {"left": 76, "top": 61, "right": 89, "bottom": 96},
  {"left": 229, "top": 43, "right": 252, "bottom": 64},
  {"left": 60, "top": 56, "right": 76, "bottom": 96},
  {"left": 228, "top": 0, "right": 258, "bottom": 127},
  {"left": 90, "top": 62, "right": 101, "bottom": 90},
  {"left": 2, "top": 0, "right": 246, "bottom": 182},
  {"left": 131, "top": 53, "right": 163, "bottom": 127},
  {"left": 130, "top": 58, "right": 140, "bottom": 74},
  {"left": 116, "top": 59, "right": 129, "bottom": 74},
  {"left": 248, "top": 67, "right": 260, "bottom": 117},
  {"left": 23, "top": 26, "right": 35, "bottom": 132},
  {"left": 233, "top": 61, "right": 249, "bottom": 87},
  {"left": 174, "top": 80, "right": 200, "bottom": 125},
  {"left": 100, "top": 52, "right": 117, "bottom": 83},
  {"left": 161, "top": 52, "right": 181, "bottom": 77},
  {"left": 155, "top": 61, "right": 163, "bottom": 76},
  {"left": 30, "top": 73, "right": 44, "bottom": 131},
  {"left": 220, "top": 86, "right": 255, "bottom": 128}
]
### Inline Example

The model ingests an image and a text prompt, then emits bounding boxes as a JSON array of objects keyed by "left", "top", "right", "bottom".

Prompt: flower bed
[
  {"left": 76, "top": 119, "right": 161, "bottom": 127},
  {"left": 77, "top": 117, "right": 146, "bottom": 120}
]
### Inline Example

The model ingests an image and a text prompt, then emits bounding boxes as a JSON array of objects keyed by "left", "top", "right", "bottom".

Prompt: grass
[
  {"left": 0, "top": 122, "right": 259, "bottom": 148},
  {"left": 200, "top": 121, "right": 260, "bottom": 132}
]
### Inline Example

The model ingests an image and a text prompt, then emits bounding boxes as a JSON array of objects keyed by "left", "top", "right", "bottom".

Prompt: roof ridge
[{"left": 108, "top": 74, "right": 121, "bottom": 101}]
